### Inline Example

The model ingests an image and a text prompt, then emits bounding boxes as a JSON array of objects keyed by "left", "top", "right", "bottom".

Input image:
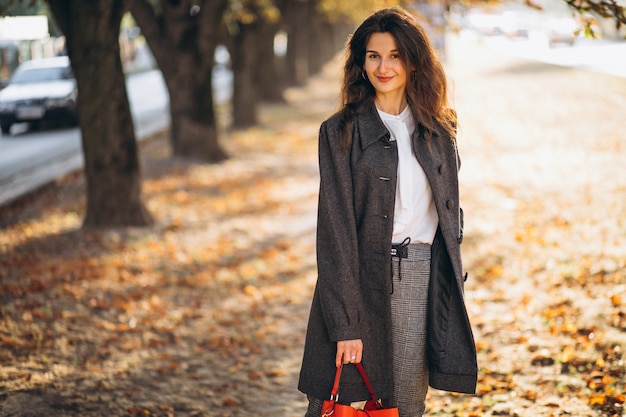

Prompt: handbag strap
[
  {"left": 328, "top": 357, "right": 378, "bottom": 403},
  {"left": 355, "top": 363, "right": 377, "bottom": 402},
  {"left": 329, "top": 363, "right": 342, "bottom": 401}
]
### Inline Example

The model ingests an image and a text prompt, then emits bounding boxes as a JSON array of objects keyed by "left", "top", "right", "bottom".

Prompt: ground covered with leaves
[{"left": 1, "top": 35, "right": 625, "bottom": 417}]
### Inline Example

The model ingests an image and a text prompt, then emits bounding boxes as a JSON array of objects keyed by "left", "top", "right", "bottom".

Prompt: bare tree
[{"left": 551, "top": 0, "right": 624, "bottom": 35}]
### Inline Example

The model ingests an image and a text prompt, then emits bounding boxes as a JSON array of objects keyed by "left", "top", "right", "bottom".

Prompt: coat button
[{"left": 446, "top": 199, "right": 454, "bottom": 209}]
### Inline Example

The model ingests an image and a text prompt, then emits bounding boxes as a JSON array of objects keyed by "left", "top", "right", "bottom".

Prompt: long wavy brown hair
[{"left": 337, "top": 7, "right": 456, "bottom": 145}]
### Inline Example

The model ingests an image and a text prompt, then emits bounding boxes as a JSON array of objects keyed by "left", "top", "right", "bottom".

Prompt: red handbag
[{"left": 320, "top": 362, "right": 399, "bottom": 417}]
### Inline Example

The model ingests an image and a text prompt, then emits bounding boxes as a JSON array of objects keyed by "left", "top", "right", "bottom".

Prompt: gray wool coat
[{"left": 298, "top": 101, "right": 478, "bottom": 403}]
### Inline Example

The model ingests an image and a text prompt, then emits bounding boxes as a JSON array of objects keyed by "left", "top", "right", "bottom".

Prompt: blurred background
[
  {"left": 1, "top": 0, "right": 625, "bottom": 209},
  {"left": 0, "top": 0, "right": 624, "bottom": 208},
  {"left": 0, "top": 1, "right": 625, "bottom": 416}
]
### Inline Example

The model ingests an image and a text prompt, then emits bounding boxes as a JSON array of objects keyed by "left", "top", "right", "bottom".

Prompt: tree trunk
[
  {"left": 333, "top": 20, "right": 352, "bottom": 53},
  {"left": 283, "top": 0, "right": 310, "bottom": 86},
  {"left": 48, "top": 0, "right": 153, "bottom": 228},
  {"left": 164, "top": 49, "right": 225, "bottom": 161},
  {"left": 318, "top": 19, "right": 339, "bottom": 63},
  {"left": 255, "top": 23, "right": 286, "bottom": 103},
  {"left": 307, "top": 1, "right": 324, "bottom": 76},
  {"left": 306, "top": 4, "right": 340, "bottom": 76},
  {"left": 231, "top": 19, "right": 263, "bottom": 128},
  {"left": 130, "top": 0, "right": 228, "bottom": 162}
]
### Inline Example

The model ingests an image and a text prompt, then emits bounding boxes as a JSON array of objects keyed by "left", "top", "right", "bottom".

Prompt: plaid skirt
[
  {"left": 389, "top": 242, "right": 430, "bottom": 416},
  {"left": 305, "top": 242, "right": 431, "bottom": 417}
]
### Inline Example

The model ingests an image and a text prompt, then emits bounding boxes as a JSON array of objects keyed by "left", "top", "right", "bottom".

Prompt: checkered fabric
[
  {"left": 304, "top": 242, "right": 431, "bottom": 417},
  {"left": 390, "top": 242, "right": 431, "bottom": 417}
]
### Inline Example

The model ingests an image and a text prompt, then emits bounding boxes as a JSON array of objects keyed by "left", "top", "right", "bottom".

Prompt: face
[{"left": 363, "top": 32, "right": 407, "bottom": 99}]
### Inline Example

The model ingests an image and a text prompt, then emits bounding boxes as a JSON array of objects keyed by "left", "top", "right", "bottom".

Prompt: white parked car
[{"left": 0, "top": 56, "right": 78, "bottom": 135}]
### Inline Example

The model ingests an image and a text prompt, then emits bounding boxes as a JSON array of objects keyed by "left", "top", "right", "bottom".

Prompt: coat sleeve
[{"left": 316, "top": 120, "right": 363, "bottom": 342}]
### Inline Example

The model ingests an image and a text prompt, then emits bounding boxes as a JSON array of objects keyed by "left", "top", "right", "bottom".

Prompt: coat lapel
[
  {"left": 356, "top": 102, "right": 390, "bottom": 150},
  {"left": 412, "top": 125, "right": 440, "bottom": 184}
]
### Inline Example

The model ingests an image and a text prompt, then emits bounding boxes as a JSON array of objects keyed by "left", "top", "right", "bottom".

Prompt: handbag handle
[{"left": 328, "top": 357, "right": 379, "bottom": 404}]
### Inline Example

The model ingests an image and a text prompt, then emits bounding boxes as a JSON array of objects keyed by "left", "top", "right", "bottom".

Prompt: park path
[{"left": 1, "top": 34, "right": 625, "bottom": 416}]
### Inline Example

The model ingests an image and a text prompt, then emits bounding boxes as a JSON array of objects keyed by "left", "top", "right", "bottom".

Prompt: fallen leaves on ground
[{"left": 1, "top": 36, "right": 625, "bottom": 416}]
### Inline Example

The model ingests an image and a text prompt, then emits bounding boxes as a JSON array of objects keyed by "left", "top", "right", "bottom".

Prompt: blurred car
[
  {"left": 465, "top": 12, "right": 504, "bottom": 36},
  {"left": 545, "top": 17, "right": 577, "bottom": 47},
  {"left": 500, "top": 11, "right": 529, "bottom": 40},
  {"left": 0, "top": 56, "right": 78, "bottom": 135}
]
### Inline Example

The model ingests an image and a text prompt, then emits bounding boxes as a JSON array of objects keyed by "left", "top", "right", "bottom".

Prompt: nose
[{"left": 379, "top": 57, "right": 389, "bottom": 72}]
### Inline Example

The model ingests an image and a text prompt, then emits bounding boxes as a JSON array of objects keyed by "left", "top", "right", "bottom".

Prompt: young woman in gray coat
[{"left": 298, "top": 7, "right": 478, "bottom": 417}]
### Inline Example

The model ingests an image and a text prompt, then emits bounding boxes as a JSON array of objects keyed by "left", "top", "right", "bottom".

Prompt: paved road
[
  {"left": 477, "top": 33, "right": 626, "bottom": 78},
  {"left": 0, "top": 63, "right": 234, "bottom": 207},
  {"left": 0, "top": 70, "right": 170, "bottom": 206}
]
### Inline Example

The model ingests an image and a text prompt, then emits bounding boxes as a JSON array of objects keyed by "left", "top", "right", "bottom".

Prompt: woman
[{"left": 298, "top": 7, "right": 477, "bottom": 417}]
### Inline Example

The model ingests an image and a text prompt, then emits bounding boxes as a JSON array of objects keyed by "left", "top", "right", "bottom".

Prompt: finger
[
  {"left": 336, "top": 351, "right": 344, "bottom": 368},
  {"left": 353, "top": 344, "right": 363, "bottom": 363}
]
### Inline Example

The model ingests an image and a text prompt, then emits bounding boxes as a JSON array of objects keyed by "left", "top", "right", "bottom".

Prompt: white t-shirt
[{"left": 377, "top": 106, "right": 439, "bottom": 244}]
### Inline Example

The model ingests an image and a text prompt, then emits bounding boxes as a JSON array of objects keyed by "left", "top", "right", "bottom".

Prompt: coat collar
[
  {"left": 356, "top": 101, "right": 391, "bottom": 150},
  {"left": 355, "top": 100, "right": 442, "bottom": 150}
]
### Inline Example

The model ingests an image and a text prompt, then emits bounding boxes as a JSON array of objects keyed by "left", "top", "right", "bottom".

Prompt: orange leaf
[
  {"left": 589, "top": 393, "right": 606, "bottom": 406},
  {"left": 222, "top": 398, "right": 239, "bottom": 407},
  {"left": 265, "top": 369, "right": 286, "bottom": 377},
  {"left": 248, "top": 370, "right": 263, "bottom": 379},
  {"left": 522, "top": 390, "right": 538, "bottom": 400}
]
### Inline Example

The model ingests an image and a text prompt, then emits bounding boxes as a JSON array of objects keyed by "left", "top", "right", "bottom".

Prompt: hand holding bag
[{"left": 320, "top": 361, "right": 399, "bottom": 417}]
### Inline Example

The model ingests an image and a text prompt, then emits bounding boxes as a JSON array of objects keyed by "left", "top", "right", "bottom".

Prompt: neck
[{"left": 374, "top": 93, "right": 408, "bottom": 115}]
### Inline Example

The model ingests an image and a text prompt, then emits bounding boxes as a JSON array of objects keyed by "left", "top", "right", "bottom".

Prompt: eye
[
  {"left": 390, "top": 53, "right": 400, "bottom": 59},
  {"left": 367, "top": 53, "right": 379, "bottom": 59}
]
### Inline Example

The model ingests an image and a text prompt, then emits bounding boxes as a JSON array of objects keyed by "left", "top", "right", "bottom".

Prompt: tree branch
[{"left": 564, "top": 0, "right": 625, "bottom": 36}]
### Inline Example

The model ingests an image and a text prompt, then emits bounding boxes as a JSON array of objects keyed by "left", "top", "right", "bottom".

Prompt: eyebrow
[{"left": 366, "top": 49, "right": 399, "bottom": 54}]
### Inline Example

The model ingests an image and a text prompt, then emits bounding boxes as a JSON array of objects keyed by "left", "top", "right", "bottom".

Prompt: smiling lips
[{"left": 376, "top": 75, "right": 394, "bottom": 82}]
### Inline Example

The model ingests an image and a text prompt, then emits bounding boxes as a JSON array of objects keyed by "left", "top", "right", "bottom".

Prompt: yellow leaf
[
  {"left": 561, "top": 321, "right": 578, "bottom": 334},
  {"left": 561, "top": 345, "right": 575, "bottom": 363}
]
